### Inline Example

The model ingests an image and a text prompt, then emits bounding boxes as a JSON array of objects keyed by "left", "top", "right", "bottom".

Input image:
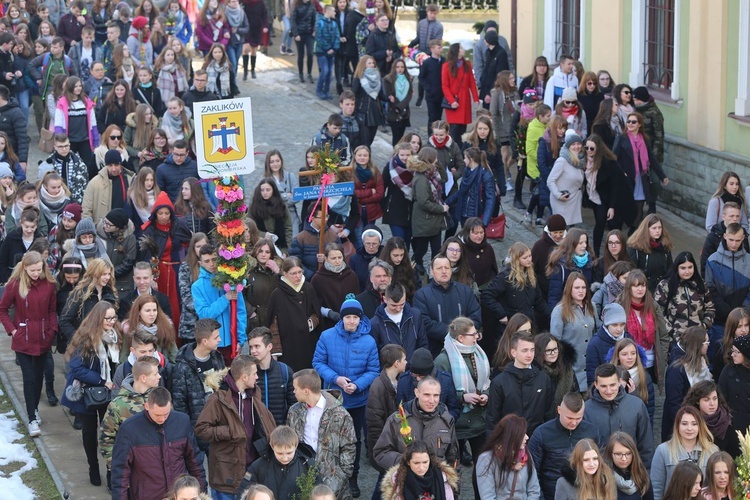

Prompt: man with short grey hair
[{"left": 356, "top": 258, "right": 392, "bottom": 318}]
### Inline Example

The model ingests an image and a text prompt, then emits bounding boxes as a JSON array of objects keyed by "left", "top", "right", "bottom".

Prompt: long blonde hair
[
  {"left": 353, "top": 55, "right": 379, "bottom": 79},
  {"left": 507, "top": 242, "right": 536, "bottom": 288},
  {"left": 66, "top": 300, "right": 122, "bottom": 359},
  {"left": 559, "top": 271, "right": 595, "bottom": 323},
  {"left": 569, "top": 439, "right": 617, "bottom": 500},
  {"left": 8, "top": 251, "right": 54, "bottom": 298},
  {"left": 128, "top": 167, "right": 160, "bottom": 211},
  {"left": 668, "top": 406, "right": 715, "bottom": 465},
  {"left": 131, "top": 103, "right": 159, "bottom": 151},
  {"left": 67, "top": 259, "right": 118, "bottom": 316}
]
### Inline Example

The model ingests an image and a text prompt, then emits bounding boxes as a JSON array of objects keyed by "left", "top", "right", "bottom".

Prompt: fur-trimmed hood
[
  {"left": 381, "top": 461, "right": 459, "bottom": 499},
  {"left": 204, "top": 367, "right": 230, "bottom": 392}
]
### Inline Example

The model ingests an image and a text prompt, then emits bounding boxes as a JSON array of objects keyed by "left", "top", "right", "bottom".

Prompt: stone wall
[{"left": 659, "top": 135, "right": 750, "bottom": 227}]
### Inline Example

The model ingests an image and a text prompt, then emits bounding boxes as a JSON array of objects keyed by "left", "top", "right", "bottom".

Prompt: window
[
  {"left": 735, "top": 0, "right": 750, "bottom": 117},
  {"left": 643, "top": 0, "right": 675, "bottom": 89},
  {"left": 555, "top": 0, "right": 580, "bottom": 60}
]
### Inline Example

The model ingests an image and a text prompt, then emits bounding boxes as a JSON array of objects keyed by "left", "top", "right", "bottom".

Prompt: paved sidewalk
[{"left": 5, "top": 37, "right": 707, "bottom": 499}]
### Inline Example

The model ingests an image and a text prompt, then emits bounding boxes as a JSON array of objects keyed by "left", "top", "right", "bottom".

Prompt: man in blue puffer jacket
[
  {"left": 312, "top": 295, "right": 379, "bottom": 497},
  {"left": 192, "top": 244, "right": 247, "bottom": 366}
]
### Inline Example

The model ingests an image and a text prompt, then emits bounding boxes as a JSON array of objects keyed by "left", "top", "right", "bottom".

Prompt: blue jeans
[
  {"left": 282, "top": 16, "right": 293, "bottom": 50},
  {"left": 389, "top": 224, "right": 412, "bottom": 251},
  {"left": 15, "top": 89, "right": 29, "bottom": 123},
  {"left": 316, "top": 54, "right": 334, "bottom": 96},
  {"left": 211, "top": 488, "right": 236, "bottom": 500},
  {"left": 227, "top": 43, "right": 241, "bottom": 76}
]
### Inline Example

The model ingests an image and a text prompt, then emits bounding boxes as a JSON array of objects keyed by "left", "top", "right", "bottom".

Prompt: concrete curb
[{"left": 0, "top": 366, "right": 69, "bottom": 499}]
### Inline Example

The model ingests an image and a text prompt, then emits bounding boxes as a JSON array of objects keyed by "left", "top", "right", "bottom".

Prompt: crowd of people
[{"left": 0, "top": 0, "right": 745, "bottom": 499}]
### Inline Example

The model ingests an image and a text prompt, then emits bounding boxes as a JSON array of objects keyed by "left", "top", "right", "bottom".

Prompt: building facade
[{"left": 498, "top": 0, "right": 750, "bottom": 225}]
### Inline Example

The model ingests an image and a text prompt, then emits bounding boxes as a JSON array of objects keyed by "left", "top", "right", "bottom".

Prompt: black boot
[
  {"left": 250, "top": 55, "right": 257, "bottom": 79},
  {"left": 336, "top": 81, "right": 344, "bottom": 95},
  {"left": 46, "top": 387, "right": 58, "bottom": 406},
  {"left": 307, "top": 74, "right": 314, "bottom": 83},
  {"left": 73, "top": 414, "right": 83, "bottom": 430},
  {"left": 349, "top": 476, "right": 360, "bottom": 498},
  {"left": 242, "top": 54, "right": 249, "bottom": 81},
  {"left": 106, "top": 469, "right": 111, "bottom": 491},
  {"left": 90, "top": 466, "right": 101, "bottom": 486}
]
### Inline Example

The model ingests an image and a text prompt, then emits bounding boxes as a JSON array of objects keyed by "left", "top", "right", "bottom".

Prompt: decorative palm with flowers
[
  {"left": 736, "top": 428, "right": 750, "bottom": 497},
  {"left": 212, "top": 175, "right": 249, "bottom": 358}
]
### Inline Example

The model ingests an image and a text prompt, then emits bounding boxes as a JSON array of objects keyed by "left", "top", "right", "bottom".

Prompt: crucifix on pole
[{"left": 294, "top": 144, "right": 354, "bottom": 267}]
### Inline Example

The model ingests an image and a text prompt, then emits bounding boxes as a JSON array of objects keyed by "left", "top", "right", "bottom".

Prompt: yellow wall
[
  {"left": 685, "top": 0, "right": 728, "bottom": 150},
  {"left": 499, "top": 0, "right": 540, "bottom": 77},
  {"left": 588, "top": 0, "right": 625, "bottom": 83}
]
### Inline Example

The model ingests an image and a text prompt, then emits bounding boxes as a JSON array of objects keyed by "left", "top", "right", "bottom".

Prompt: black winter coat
[
  {"left": 531, "top": 232, "right": 558, "bottom": 300},
  {"left": 485, "top": 363, "right": 555, "bottom": 437},
  {"left": 627, "top": 244, "right": 672, "bottom": 292},
  {"left": 352, "top": 76, "right": 386, "bottom": 127},
  {"left": 612, "top": 132, "right": 667, "bottom": 206},
  {"left": 133, "top": 84, "right": 166, "bottom": 117},
  {"left": 592, "top": 157, "right": 636, "bottom": 229},
  {"left": 171, "top": 342, "right": 226, "bottom": 448},
  {"left": 592, "top": 121, "right": 617, "bottom": 150},
  {"left": 527, "top": 416, "right": 601, "bottom": 500},
  {"left": 0, "top": 228, "right": 42, "bottom": 283},
  {"left": 369, "top": 302, "right": 428, "bottom": 362},
  {"left": 96, "top": 101, "right": 131, "bottom": 134},
  {"left": 247, "top": 447, "right": 316, "bottom": 499},
  {"left": 719, "top": 363, "right": 750, "bottom": 443},
  {"left": 381, "top": 157, "right": 412, "bottom": 227},
  {"left": 481, "top": 268, "right": 551, "bottom": 331},
  {"left": 58, "top": 287, "right": 118, "bottom": 341},
  {"left": 356, "top": 287, "right": 383, "bottom": 319},
  {"left": 365, "top": 28, "right": 400, "bottom": 75},
  {"left": 343, "top": 9, "right": 364, "bottom": 57},
  {"left": 0, "top": 99, "right": 29, "bottom": 163},
  {"left": 578, "top": 91, "right": 604, "bottom": 136},
  {"left": 256, "top": 358, "right": 296, "bottom": 426},
  {"left": 290, "top": 2, "right": 315, "bottom": 37},
  {"left": 478, "top": 44, "right": 509, "bottom": 101}
]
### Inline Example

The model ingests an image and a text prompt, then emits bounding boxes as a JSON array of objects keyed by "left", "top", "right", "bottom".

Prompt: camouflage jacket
[
  {"left": 287, "top": 390, "right": 356, "bottom": 499},
  {"left": 99, "top": 375, "right": 152, "bottom": 466},
  {"left": 636, "top": 100, "right": 665, "bottom": 165}
]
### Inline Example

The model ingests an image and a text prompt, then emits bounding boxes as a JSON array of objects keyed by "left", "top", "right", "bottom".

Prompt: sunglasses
[
  {"left": 627, "top": 120, "right": 639, "bottom": 124},
  {"left": 586, "top": 81, "right": 596, "bottom": 85},
  {"left": 110, "top": 135, "right": 122, "bottom": 140},
  {"left": 622, "top": 90, "right": 631, "bottom": 94},
  {"left": 584, "top": 146, "right": 596, "bottom": 151},
  {"left": 563, "top": 100, "right": 576, "bottom": 105}
]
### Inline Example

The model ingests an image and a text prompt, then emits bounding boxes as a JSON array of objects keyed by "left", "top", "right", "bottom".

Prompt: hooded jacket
[
  {"left": 246, "top": 445, "right": 317, "bottom": 499},
  {"left": 68, "top": 42, "right": 103, "bottom": 77},
  {"left": 289, "top": 220, "right": 340, "bottom": 280},
  {"left": 54, "top": 95, "right": 100, "bottom": 149},
  {"left": 99, "top": 374, "right": 152, "bottom": 466},
  {"left": 155, "top": 154, "right": 199, "bottom": 203},
  {"left": 381, "top": 155, "right": 413, "bottom": 228},
  {"left": 584, "top": 386, "right": 654, "bottom": 467},
  {"left": 96, "top": 219, "right": 137, "bottom": 295},
  {"left": 485, "top": 363, "right": 555, "bottom": 437},
  {"left": 110, "top": 406, "right": 207, "bottom": 499},
  {"left": 311, "top": 122, "right": 352, "bottom": 166},
  {"left": 171, "top": 342, "right": 226, "bottom": 432},
  {"left": 370, "top": 302, "right": 428, "bottom": 361},
  {"left": 192, "top": 266, "right": 248, "bottom": 348},
  {"left": 0, "top": 228, "right": 44, "bottom": 283},
  {"left": 481, "top": 267, "right": 551, "bottom": 328},
  {"left": 528, "top": 416, "right": 601, "bottom": 500},
  {"left": 543, "top": 66, "right": 578, "bottom": 108},
  {"left": 373, "top": 398, "right": 458, "bottom": 471},
  {"left": 701, "top": 221, "right": 750, "bottom": 275},
  {"left": 585, "top": 327, "right": 634, "bottom": 386},
  {"left": 365, "top": 370, "right": 399, "bottom": 471},
  {"left": 410, "top": 159, "right": 446, "bottom": 238},
  {"left": 705, "top": 240, "right": 750, "bottom": 323},
  {"left": 396, "top": 365, "right": 461, "bottom": 423},
  {"left": 0, "top": 276, "right": 57, "bottom": 356},
  {"left": 0, "top": 98, "right": 29, "bottom": 163},
  {"left": 138, "top": 191, "right": 193, "bottom": 262},
  {"left": 313, "top": 316, "right": 379, "bottom": 409},
  {"left": 413, "top": 279, "right": 482, "bottom": 357},
  {"left": 654, "top": 276, "right": 715, "bottom": 341},
  {"left": 475, "top": 449, "right": 539, "bottom": 500},
  {"left": 553, "top": 463, "right": 581, "bottom": 500},
  {"left": 194, "top": 369, "right": 277, "bottom": 494},
  {"left": 444, "top": 163, "right": 496, "bottom": 226},
  {"left": 287, "top": 390, "right": 356, "bottom": 499}
]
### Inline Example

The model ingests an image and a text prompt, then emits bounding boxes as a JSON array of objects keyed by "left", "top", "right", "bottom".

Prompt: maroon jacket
[
  {"left": 0, "top": 278, "right": 57, "bottom": 356},
  {"left": 110, "top": 408, "right": 206, "bottom": 499},
  {"left": 354, "top": 168, "right": 385, "bottom": 223}
]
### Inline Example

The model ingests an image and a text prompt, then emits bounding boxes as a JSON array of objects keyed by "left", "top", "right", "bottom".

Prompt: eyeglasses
[
  {"left": 103, "top": 220, "right": 115, "bottom": 228},
  {"left": 608, "top": 240, "right": 622, "bottom": 246},
  {"left": 55, "top": 143, "right": 71, "bottom": 149},
  {"left": 626, "top": 120, "right": 639, "bottom": 124},
  {"left": 584, "top": 146, "right": 596, "bottom": 151},
  {"left": 613, "top": 452, "right": 633, "bottom": 459},
  {"left": 172, "top": 152, "right": 187, "bottom": 158},
  {"left": 563, "top": 100, "right": 576, "bottom": 105},
  {"left": 110, "top": 135, "right": 122, "bottom": 140},
  {"left": 446, "top": 248, "right": 461, "bottom": 253},
  {"left": 104, "top": 316, "right": 117, "bottom": 322},
  {"left": 545, "top": 347, "right": 559, "bottom": 355},
  {"left": 363, "top": 242, "right": 379, "bottom": 248},
  {"left": 459, "top": 332, "right": 479, "bottom": 337}
]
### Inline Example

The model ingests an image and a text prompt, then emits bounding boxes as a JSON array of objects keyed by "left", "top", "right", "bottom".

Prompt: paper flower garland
[{"left": 212, "top": 175, "right": 249, "bottom": 292}]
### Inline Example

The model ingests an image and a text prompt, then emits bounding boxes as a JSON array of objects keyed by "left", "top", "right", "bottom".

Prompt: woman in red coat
[
  {"left": 0, "top": 251, "right": 57, "bottom": 437},
  {"left": 352, "top": 145, "right": 385, "bottom": 227},
  {"left": 442, "top": 42, "right": 479, "bottom": 144}
]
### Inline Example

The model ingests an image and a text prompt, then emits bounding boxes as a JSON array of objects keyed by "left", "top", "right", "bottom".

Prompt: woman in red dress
[
  {"left": 441, "top": 42, "right": 479, "bottom": 145},
  {"left": 139, "top": 191, "right": 192, "bottom": 334}
]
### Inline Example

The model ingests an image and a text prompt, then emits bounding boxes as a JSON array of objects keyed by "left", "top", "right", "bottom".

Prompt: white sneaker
[
  {"left": 506, "top": 181, "right": 514, "bottom": 192},
  {"left": 28, "top": 420, "right": 40, "bottom": 437},
  {"left": 35, "top": 409, "right": 41, "bottom": 425}
]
